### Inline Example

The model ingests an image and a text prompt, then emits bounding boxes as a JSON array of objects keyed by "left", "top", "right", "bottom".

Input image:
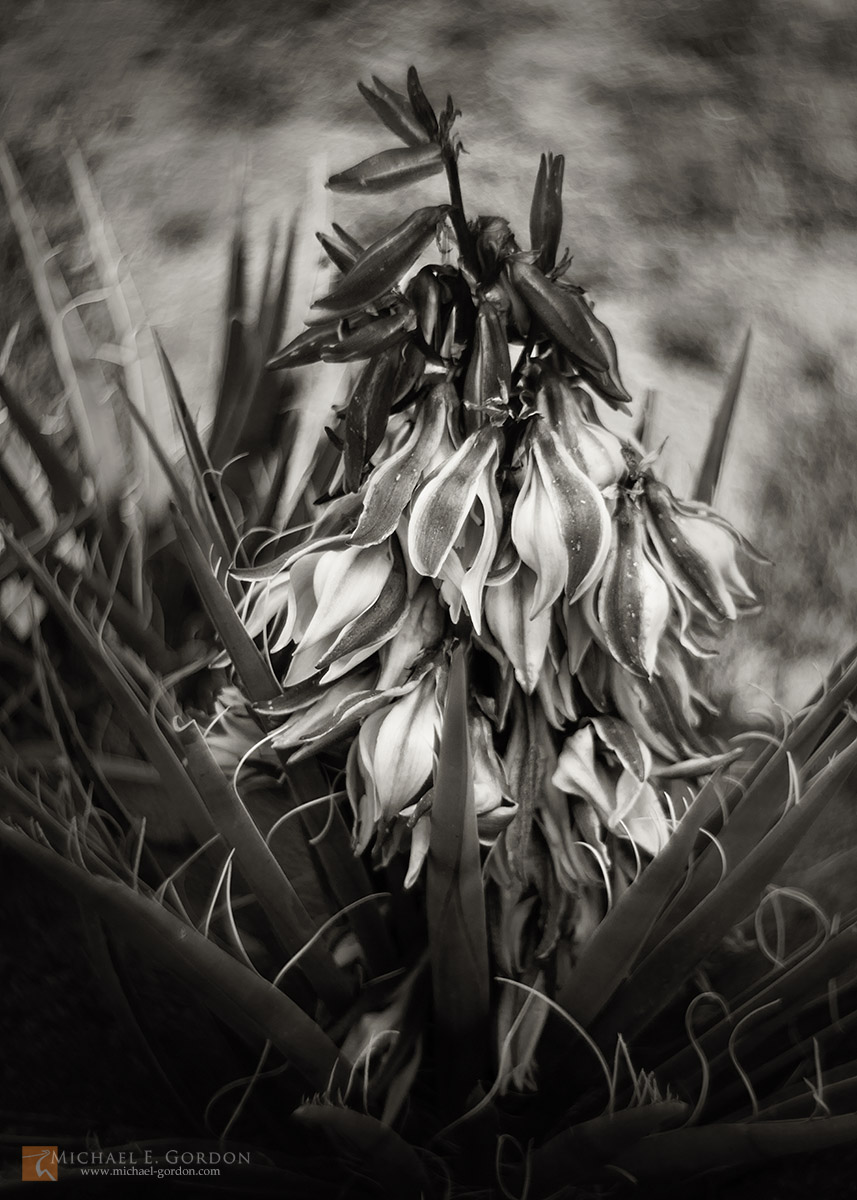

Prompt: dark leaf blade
[
  {"left": 115, "top": 385, "right": 231, "bottom": 570},
  {"left": 694, "top": 327, "right": 751, "bottom": 505},
  {"left": 644, "top": 659, "right": 857, "bottom": 951},
  {"left": 65, "top": 144, "right": 174, "bottom": 516},
  {"left": 328, "top": 143, "right": 444, "bottom": 193},
  {"left": 45, "top": 550, "right": 176, "bottom": 673},
  {"left": 229, "top": 216, "right": 302, "bottom": 461},
  {"left": 594, "top": 733, "right": 857, "bottom": 1046},
  {"left": 503, "top": 695, "right": 544, "bottom": 882},
  {"left": 531, "top": 1101, "right": 689, "bottom": 1191},
  {"left": 154, "top": 331, "right": 240, "bottom": 558},
  {"left": 1, "top": 531, "right": 215, "bottom": 845},
  {"left": 177, "top": 720, "right": 353, "bottom": 1014},
  {"left": 283, "top": 758, "right": 395, "bottom": 977},
  {"left": 613, "top": 1115, "right": 857, "bottom": 1180},
  {"left": 293, "top": 1105, "right": 432, "bottom": 1194},
  {"left": 207, "top": 212, "right": 252, "bottom": 468},
  {"left": 77, "top": 912, "right": 203, "bottom": 1130},
  {"left": 0, "top": 824, "right": 351, "bottom": 1096},
  {"left": 654, "top": 920, "right": 857, "bottom": 1092},
  {"left": 425, "top": 644, "right": 490, "bottom": 1113},
  {"left": 258, "top": 215, "right": 298, "bottom": 362},
  {"left": 555, "top": 772, "right": 726, "bottom": 1027},
  {"left": 171, "top": 504, "right": 281, "bottom": 704}
]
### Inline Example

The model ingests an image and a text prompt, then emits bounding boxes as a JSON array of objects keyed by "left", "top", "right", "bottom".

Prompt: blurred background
[{"left": 2, "top": 0, "right": 857, "bottom": 714}]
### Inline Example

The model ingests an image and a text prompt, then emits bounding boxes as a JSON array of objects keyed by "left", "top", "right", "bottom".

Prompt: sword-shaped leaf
[
  {"left": 531, "top": 1101, "right": 689, "bottom": 1192},
  {"left": 177, "top": 720, "right": 353, "bottom": 1014},
  {"left": 1, "top": 531, "right": 213, "bottom": 845},
  {"left": 0, "top": 375, "right": 84, "bottom": 515},
  {"left": 154, "top": 332, "right": 240, "bottom": 560},
  {"left": 293, "top": 1104, "right": 432, "bottom": 1194},
  {"left": 694, "top": 328, "right": 751, "bottom": 506},
  {"left": 613, "top": 1113, "right": 857, "bottom": 1180},
  {"left": 594, "top": 734, "right": 857, "bottom": 1046},
  {"left": 207, "top": 208, "right": 250, "bottom": 468},
  {"left": 66, "top": 145, "right": 173, "bottom": 515},
  {"left": 0, "top": 823, "right": 351, "bottom": 1096},
  {"left": 0, "top": 141, "right": 127, "bottom": 511},
  {"left": 171, "top": 505, "right": 281, "bottom": 704},
  {"left": 426, "top": 644, "right": 490, "bottom": 1113}
]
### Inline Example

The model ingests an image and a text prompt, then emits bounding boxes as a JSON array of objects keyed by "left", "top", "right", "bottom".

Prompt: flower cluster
[{"left": 225, "top": 69, "right": 764, "bottom": 965}]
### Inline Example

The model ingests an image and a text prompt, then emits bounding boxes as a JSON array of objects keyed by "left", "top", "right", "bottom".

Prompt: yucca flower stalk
[
  {"left": 253, "top": 66, "right": 765, "bottom": 970},
  {"left": 2, "top": 67, "right": 857, "bottom": 1198}
]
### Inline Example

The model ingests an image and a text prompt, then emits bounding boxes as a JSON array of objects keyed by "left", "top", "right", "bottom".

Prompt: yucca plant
[{"left": 2, "top": 68, "right": 857, "bottom": 1197}]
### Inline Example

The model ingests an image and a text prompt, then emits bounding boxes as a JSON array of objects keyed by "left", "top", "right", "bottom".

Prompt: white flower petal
[
  {"left": 614, "top": 780, "right": 669, "bottom": 856},
  {"left": 408, "top": 428, "right": 499, "bottom": 577},
  {"left": 404, "top": 814, "right": 431, "bottom": 888},
  {"left": 552, "top": 725, "right": 615, "bottom": 818},
  {"left": 458, "top": 474, "right": 501, "bottom": 634},
  {"left": 302, "top": 545, "right": 392, "bottom": 647},
  {"left": 372, "top": 677, "right": 439, "bottom": 819},
  {"left": 484, "top": 566, "right": 551, "bottom": 693},
  {"left": 510, "top": 444, "right": 566, "bottom": 616}
]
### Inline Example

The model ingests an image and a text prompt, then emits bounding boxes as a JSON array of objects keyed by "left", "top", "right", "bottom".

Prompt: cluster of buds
[{"left": 227, "top": 69, "right": 764, "bottom": 967}]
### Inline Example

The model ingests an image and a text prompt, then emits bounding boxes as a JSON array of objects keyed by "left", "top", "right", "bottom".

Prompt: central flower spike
[{"left": 248, "top": 66, "right": 766, "bottom": 972}]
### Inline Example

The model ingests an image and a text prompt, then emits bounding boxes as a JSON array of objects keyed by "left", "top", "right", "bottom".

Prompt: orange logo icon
[{"left": 22, "top": 1147, "right": 58, "bottom": 1182}]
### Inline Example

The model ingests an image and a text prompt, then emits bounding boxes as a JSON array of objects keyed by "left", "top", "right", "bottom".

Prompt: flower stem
[{"left": 442, "top": 145, "right": 477, "bottom": 277}]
